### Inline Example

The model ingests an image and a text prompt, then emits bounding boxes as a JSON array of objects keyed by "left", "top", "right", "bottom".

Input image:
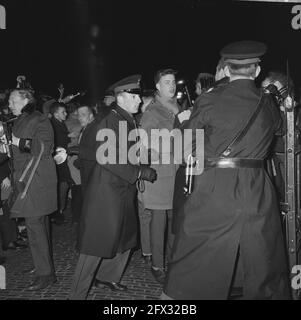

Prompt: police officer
[
  {"left": 69, "top": 75, "right": 157, "bottom": 300},
  {"left": 163, "top": 41, "right": 291, "bottom": 300}
]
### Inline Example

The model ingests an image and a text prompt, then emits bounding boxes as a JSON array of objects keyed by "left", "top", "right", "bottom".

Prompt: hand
[
  {"left": 0, "top": 143, "right": 6, "bottom": 154},
  {"left": 0, "top": 135, "right": 7, "bottom": 145},
  {"left": 1, "top": 177, "right": 11, "bottom": 190},
  {"left": 283, "top": 96, "right": 294, "bottom": 111},
  {"left": 54, "top": 147, "right": 67, "bottom": 165},
  {"left": 177, "top": 110, "right": 191, "bottom": 123},
  {"left": 139, "top": 165, "right": 157, "bottom": 183},
  {"left": 12, "top": 134, "right": 20, "bottom": 147}
]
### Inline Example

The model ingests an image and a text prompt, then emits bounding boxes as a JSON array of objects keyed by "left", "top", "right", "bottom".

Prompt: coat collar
[
  {"left": 51, "top": 117, "right": 66, "bottom": 126},
  {"left": 227, "top": 78, "right": 258, "bottom": 92},
  {"left": 112, "top": 103, "right": 136, "bottom": 125}
]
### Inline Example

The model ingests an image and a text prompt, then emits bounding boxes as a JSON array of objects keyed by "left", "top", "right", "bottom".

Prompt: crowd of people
[{"left": 0, "top": 39, "right": 299, "bottom": 299}]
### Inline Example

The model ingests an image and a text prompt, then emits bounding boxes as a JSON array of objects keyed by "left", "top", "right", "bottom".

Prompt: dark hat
[
  {"left": 220, "top": 41, "right": 267, "bottom": 65},
  {"left": 110, "top": 74, "right": 141, "bottom": 95}
]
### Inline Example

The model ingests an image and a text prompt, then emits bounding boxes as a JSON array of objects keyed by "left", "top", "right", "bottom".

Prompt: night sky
[{"left": 0, "top": 0, "right": 300, "bottom": 101}]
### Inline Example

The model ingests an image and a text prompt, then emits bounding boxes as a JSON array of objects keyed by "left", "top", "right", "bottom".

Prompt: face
[
  {"left": 156, "top": 74, "right": 176, "bottom": 99},
  {"left": 119, "top": 92, "right": 141, "bottom": 114},
  {"left": 195, "top": 82, "right": 202, "bottom": 96},
  {"left": 54, "top": 106, "right": 67, "bottom": 122},
  {"left": 8, "top": 91, "right": 28, "bottom": 116},
  {"left": 103, "top": 95, "right": 115, "bottom": 106},
  {"left": 77, "top": 106, "right": 94, "bottom": 127}
]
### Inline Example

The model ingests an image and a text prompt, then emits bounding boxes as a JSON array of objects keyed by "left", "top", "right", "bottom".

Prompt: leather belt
[{"left": 205, "top": 158, "right": 264, "bottom": 169}]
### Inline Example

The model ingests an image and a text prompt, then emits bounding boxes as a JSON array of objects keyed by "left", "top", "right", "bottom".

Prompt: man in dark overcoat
[
  {"left": 71, "top": 105, "right": 110, "bottom": 248},
  {"left": 8, "top": 89, "right": 57, "bottom": 290},
  {"left": 163, "top": 41, "right": 291, "bottom": 300},
  {"left": 78, "top": 106, "right": 111, "bottom": 195},
  {"left": 50, "top": 102, "right": 72, "bottom": 224},
  {"left": 69, "top": 75, "right": 157, "bottom": 299}
]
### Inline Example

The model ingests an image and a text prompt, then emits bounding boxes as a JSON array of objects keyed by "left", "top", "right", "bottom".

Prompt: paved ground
[{"left": 0, "top": 205, "right": 162, "bottom": 300}]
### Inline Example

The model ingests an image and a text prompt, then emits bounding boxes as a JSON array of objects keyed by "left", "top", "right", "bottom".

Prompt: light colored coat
[{"left": 139, "top": 95, "right": 179, "bottom": 210}]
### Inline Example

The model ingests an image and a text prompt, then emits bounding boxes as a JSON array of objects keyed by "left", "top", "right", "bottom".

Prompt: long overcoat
[
  {"left": 139, "top": 97, "right": 178, "bottom": 210},
  {"left": 79, "top": 104, "right": 140, "bottom": 258},
  {"left": 164, "top": 79, "right": 291, "bottom": 300},
  {"left": 10, "top": 111, "right": 57, "bottom": 218}
]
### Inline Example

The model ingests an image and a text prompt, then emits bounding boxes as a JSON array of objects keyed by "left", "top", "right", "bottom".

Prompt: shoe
[
  {"left": 27, "top": 275, "right": 57, "bottom": 291},
  {"left": 142, "top": 255, "right": 152, "bottom": 265},
  {"left": 22, "top": 267, "right": 36, "bottom": 275},
  {"left": 2, "top": 240, "right": 27, "bottom": 251},
  {"left": 93, "top": 280, "right": 128, "bottom": 292},
  {"left": 0, "top": 256, "right": 6, "bottom": 265},
  {"left": 151, "top": 267, "right": 165, "bottom": 284}
]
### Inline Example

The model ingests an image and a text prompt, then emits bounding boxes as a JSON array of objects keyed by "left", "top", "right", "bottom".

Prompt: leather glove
[{"left": 138, "top": 165, "right": 157, "bottom": 183}]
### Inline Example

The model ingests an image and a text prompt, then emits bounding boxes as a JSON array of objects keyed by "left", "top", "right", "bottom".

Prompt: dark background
[{"left": 0, "top": 0, "right": 300, "bottom": 101}]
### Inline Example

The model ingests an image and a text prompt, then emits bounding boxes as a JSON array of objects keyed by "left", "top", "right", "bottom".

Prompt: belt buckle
[{"left": 219, "top": 158, "right": 235, "bottom": 168}]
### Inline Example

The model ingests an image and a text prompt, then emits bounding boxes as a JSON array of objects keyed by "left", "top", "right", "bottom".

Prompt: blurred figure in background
[
  {"left": 73, "top": 105, "right": 95, "bottom": 249},
  {"left": 195, "top": 73, "right": 215, "bottom": 96},
  {"left": 50, "top": 102, "right": 73, "bottom": 225},
  {"left": 0, "top": 155, "right": 27, "bottom": 254},
  {"left": 65, "top": 104, "right": 82, "bottom": 228}
]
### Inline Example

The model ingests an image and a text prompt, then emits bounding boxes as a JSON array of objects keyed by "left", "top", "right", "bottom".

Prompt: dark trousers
[
  {"left": 0, "top": 202, "right": 17, "bottom": 248},
  {"left": 71, "top": 184, "right": 83, "bottom": 250},
  {"left": 150, "top": 209, "right": 174, "bottom": 270},
  {"left": 25, "top": 215, "right": 55, "bottom": 276},
  {"left": 138, "top": 198, "right": 151, "bottom": 256},
  {"left": 69, "top": 250, "right": 130, "bottom": 300},
  {"left": 71, "top": 185, "right": 82, "bottom": 223},
  {"left": 58, "top": 181, "right": 70, "bottom": 212}
]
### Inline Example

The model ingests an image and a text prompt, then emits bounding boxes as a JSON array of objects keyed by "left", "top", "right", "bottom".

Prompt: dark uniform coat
[
  {"left": 172, "top": 77, "right": 230, "bottom": 234},
  {"left": 164, "top": 79, "right": 290, "bottom": 300},
  {"left": 79, "top": 104, "right": 140, "bottom": 258},
  {"left": 10, "top": 111, "right": 57, "bottom": 218}
]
